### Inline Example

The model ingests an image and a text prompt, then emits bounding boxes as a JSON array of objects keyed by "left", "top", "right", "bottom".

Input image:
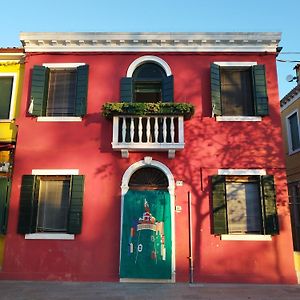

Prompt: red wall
[{"left": 0, "top": 52, "right": 296, "bottom": 283}]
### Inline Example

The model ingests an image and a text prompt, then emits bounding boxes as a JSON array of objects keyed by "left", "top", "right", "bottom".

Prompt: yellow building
[
  {"left": 280, "top": 64, "right": 300, "bottom": 282},
  {"left": 0, "top": 48, "right": 24, "bottom": 269}
]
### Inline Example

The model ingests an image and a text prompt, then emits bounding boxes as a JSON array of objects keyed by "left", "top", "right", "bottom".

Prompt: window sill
[
  {"left": 25, "top": 233, "right": 75, "bottom": 240},
  {"left": 220, "top": 234, "right": 272, "bottom": 241},
  {"left": 216, "top": 116, "right": 262, "bottom": 122},
  {"left": 0, "top": 119, "right": 14, "bottom": 123},
  {"left": 288, "top": 148, "right": 300, "bottom": 156},
  {"left": 36, "top": 116, "right": 82, "bottom": 122}
]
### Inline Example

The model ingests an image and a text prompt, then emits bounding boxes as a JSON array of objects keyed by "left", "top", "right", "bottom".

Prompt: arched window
[
  {"left": 132, "top": 63, "right": 166, "bottom": 103},
  {"left": 120, "top": 56, "right": 174, "bottom": 103},
  {"left": 128, "top": 167, "right": 168, "bottom": 190}
]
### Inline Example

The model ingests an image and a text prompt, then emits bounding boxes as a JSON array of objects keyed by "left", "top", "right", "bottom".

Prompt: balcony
[{"left": 112, "top": 115, "right": 184, "bottom": 158}]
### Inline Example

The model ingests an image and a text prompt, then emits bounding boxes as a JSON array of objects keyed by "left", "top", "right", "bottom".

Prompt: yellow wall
[
  {"left": 281, "top": 95, "right": 300, "bottom": 183},
  {"left": 0, "top": 59, "right": 24, "bottom": 269},
  {"left": 0, "top": 61, "right": 24, "bottom": 142}
]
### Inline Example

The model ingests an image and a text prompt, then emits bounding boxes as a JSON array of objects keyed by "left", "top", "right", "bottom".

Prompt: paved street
[{"left": 0, "top": 281, "right": 300, "bottom": 300}]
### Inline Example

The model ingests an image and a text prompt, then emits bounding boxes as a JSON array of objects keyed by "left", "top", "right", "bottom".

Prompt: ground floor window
[
  {"left": 289, "top": 182, "right": 300, "bottom": 250},
  {"left": 212, "top": 175, "right": 278, "bottom": 235},
  {"left": 18, "top": 175, "right": 84, "bottom": 234}
]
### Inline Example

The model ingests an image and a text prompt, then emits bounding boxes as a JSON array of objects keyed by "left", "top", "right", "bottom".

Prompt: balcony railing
[{"left": 112, "top": 115, "right": 184, "bottom": 158}]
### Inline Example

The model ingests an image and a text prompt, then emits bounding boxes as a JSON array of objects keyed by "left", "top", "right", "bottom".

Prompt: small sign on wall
[{"left": 176, "top": 180, "right": 183, "bottom": 186}]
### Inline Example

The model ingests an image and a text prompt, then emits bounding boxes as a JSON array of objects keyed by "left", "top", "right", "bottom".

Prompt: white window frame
[
  {"left": 24, "top": 169, "right": 79, "bottom": 240},
  {"left": 217, "top": 168, "right": 272, "bottom": 241},
  {"left": 213, "top": 61, "right": 262, "bottom": 122},
  {"left": 286, "top": 109, "right": 300, "bottom": 155},
  {"left": 36, "top": 63, "right": 86, "bottom": 122},
  {"left": 0, "top": 73, "right": 18, "bottom": 121}
]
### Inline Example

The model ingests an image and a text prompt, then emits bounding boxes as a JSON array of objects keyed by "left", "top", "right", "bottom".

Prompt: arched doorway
[{"left": 119, "top": 158, "right": 175, "bottom": 282}]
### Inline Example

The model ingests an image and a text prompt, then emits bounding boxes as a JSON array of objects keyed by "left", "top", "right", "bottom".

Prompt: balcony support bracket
[
  {"left": 168, "top": 150, "right": 176, "bottom": 159},
  {"left": 121, "top": 149, "right": 129, "bottom": 158}
]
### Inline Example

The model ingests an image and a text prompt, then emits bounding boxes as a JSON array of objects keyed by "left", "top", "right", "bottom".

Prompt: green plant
[{"left": 102, "top": 102, "right": 195, "bottom": 120}]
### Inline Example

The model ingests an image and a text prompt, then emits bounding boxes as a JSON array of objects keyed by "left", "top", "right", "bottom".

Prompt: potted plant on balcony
[{"left": 102, "top": 102, "right": 195, "bottom": 120}]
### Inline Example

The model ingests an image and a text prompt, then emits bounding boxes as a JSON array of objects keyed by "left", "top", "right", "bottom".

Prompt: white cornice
[{"left": 20, "top": 32, "right": 281, "bottom": 53}]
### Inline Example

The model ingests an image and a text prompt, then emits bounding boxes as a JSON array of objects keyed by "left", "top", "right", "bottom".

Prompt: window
[
  {"left": 29, "top": 64, "right": 89, "bottom": 117},
  {"left": 120, "top": 62, "right": 174, "bottom": 103},
  {"left": 211, "top": 63, "right": 269, "bottom": 117},
  {"left": 289, "top": 182, "right": 300, "bottom": 251},
  {"left": 18, "top": 175, "right": 84, "bottom": 234},
  {"left": 0, "top": 76, "right": 14, "bottom": 120},
  {"left": 0, "top": 150, "right": 12, "bottom": 234},
  {"left": 286, "top": 110, "right": 300, "bottom": 153},
  {"left": 212, "top": 175, "right": 278, "bottom": 235}
]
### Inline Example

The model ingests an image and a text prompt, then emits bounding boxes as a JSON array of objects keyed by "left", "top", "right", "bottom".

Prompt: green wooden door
[{"left": 120, "top": 189, "right": 172, "bottom": 279}]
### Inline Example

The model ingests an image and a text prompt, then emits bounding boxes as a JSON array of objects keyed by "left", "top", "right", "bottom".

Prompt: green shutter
[
  {"left": 212, "top": 175, "right": 228, "bottom": 234},
  {"left": 30, "top": 66, "right": 49, "bottom": 116},
  {"left": 260, "top": 175, "right": 279, "bottom": 235},
  {"left": 211, "top": 63, "right": 222, "bottom": 116},
  {"left": 162, "top": 75, "right": 174, "bottom": 102},
  {"left": 120, "top": 77, "right": 133, "bottom": 102},
  {"left": 17, "top": 175, "right": 37, "bottom": 234},
  {"left": 0, "top": 177, "right": 10, "bottom": 234},
  {"left": 0, "top": 77, "right": 13, "bottom": 119},
  {"left": 252, "top": 65, "right": 269, "bottom": 116},
  {"left": 75, "top": 65, "right": 89, "bottom": 116},
  {"left": 67, "top": 175, "right": 84, "bottom": 234}
]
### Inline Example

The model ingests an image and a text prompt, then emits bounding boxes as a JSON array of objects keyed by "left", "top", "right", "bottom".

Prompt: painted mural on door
[{"left": 120, "top": 189, "right": 172, "bottom": 279}]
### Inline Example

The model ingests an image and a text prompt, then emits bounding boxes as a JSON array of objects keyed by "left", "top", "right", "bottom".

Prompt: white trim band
[
  {"left": 36, "top": 117, "right": 82, "bottom": 122},
  {"left": 218, "top": 169, "right": 267, "bottom": 176},
  {"left": 32, "top": 169, "right": 79, "bottom": 175},
  {"left": 221, "top": 234, "right": 272, "bottom": 241},
  {"left": 25, "top": 233, "right": 75, "bottom": 240},
  {"left": 214, "top": 61, "right": 257, "bottom": 66},
  {"left": 216, "top": 116, "right": 262, "bottom": 122}
]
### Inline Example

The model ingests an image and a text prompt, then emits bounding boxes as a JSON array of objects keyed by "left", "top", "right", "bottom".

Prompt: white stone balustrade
[{"left": 112, "top": 115, "right": 185, "bottom": 158}]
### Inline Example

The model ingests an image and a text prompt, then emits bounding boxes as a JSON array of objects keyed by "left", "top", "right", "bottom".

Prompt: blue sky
[{"left": 1, "top": 0, "right": 299, "bottom": 98}]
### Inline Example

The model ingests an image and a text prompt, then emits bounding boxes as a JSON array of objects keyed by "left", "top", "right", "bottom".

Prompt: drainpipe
[{"left": 188, "top": 191, "right": 194, "bottom": 283}]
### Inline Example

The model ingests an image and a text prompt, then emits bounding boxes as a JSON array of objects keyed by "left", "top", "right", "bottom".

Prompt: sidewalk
[{"left": 0, "top": 281, "right": 300, "bottom": 300}]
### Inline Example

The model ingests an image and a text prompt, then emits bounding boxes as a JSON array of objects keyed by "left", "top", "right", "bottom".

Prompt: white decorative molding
[
  {"left": 216, "top": 116, "right": 262, "bottom": 122},
  {"left": 20, "top": 32, "right": 281, "bottom": 53},
  {"left": 126, "top": 55, "right": 172, "bottom": 77},
  {"left": 120, "top": 158, "right": 176, "bottom": 282},
  {"left": 32, "top": 169, "right": 79, "bottom": 175},
  {"left": 218, "top": 169, "right": 267, "bottom": 176},
  {"left": 42, "top": 63, "right": 85, "bottom": 68},
  {"left": 221, "top": 234, "right": 272, "bottom": 241},
  {"left": 25, "top": 233, "right": 75, "bottom": 240},
  {"left": 36, "top": 116, "right": 82, "bottom": 122},
  {"left": 214, "top": 61, "right": 257, "bottom": 66}
]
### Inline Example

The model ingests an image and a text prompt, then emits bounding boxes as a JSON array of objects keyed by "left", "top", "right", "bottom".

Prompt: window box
[{"left": 102, "top": 102, "right": 195, "bottom": 120}]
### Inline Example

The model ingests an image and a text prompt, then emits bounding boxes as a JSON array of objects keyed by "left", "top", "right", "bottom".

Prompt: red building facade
[{"left": 0, "top": 32, "right": 297, "bottom": 283}]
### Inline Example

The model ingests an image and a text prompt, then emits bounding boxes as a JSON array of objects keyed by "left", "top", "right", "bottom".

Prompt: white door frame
[{"left": 119, "top": 156, "right": 176, "bottom": 282}]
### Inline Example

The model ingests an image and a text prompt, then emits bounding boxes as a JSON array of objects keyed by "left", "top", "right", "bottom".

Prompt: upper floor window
[
  {"left": 211, "top": 63, "right": 269, "bottom": 118},
  {"left": 132, "top": 63, "right": 165, "bottom": 103},
  {"left": 28, "top": 63, "right": 89, "bottom": 118},
  {"left": 286, "top": 110, "right": 300, "bottom": 154},
  {"left": 120, "top": 57, "right": 174, "bottom": 103},
  {"left": 0, "top": 75, "right": 15, "bottom": 120}
]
